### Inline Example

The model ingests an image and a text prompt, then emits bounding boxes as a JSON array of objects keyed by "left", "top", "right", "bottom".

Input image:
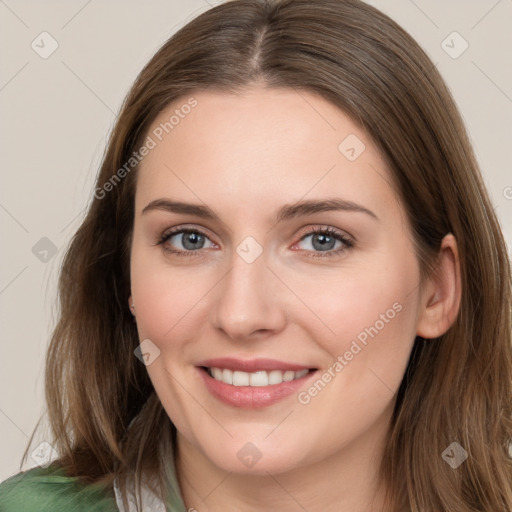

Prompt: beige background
[{"left": 1, "top": 0, "right": 511, "bottom": 481}]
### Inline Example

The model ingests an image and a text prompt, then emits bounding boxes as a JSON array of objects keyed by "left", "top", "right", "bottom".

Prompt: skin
[{"left": 129, "top": 86, "right": 461, "bottom": 512}]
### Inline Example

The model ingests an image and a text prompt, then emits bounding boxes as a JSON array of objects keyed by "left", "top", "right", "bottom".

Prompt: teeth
[
  {"left": 249, "top": 371, "right": 268, "bottom": 387},
  {"left": 222, "top": 369, "right": 233, "bottom": 385},
  {"left": 208, "top": 367, "right": 310, "bottom": 386},
  {"left": 233, "top": 371, "right": 250, "bottom": 386}
]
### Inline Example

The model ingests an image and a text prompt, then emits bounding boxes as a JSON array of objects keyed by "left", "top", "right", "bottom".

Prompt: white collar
[{"left": 113, "top": 475, "right": 167, "bottom": 512}]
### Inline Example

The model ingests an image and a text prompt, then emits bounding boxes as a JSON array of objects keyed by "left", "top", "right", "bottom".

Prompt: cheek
[
  {"left": 130, "top": 246, "right": 214, "bottom": 346},
  {"left": 129, "top": 248, "right": 209, "bottom": 433},
  {"left": 294, "top": 249, "right": 420, "bottom": 380},
  {"left": 288, "top": 257, "right": 419, "bottom": 449}
]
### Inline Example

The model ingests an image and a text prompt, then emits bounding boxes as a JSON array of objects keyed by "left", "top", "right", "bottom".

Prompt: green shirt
[{"left": 0, "top": 462, "right": 188, "bottom": 512}]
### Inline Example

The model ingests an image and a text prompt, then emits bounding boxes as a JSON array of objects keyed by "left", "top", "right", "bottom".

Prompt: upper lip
[{"left": 197, "top": 357, "right": 316, "bottom": 373}]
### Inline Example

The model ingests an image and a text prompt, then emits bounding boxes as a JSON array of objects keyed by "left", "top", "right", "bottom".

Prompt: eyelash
[{"left": 156, "top": 226, "right": 355, "bottom": 259}]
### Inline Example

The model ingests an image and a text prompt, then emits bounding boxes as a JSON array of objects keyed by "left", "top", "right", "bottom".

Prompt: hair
[{"left": 22, "top": 0, "right": 511, "bottom": 510}]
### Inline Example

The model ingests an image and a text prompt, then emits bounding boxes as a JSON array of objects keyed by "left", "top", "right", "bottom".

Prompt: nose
[{"left": 211, "top": 246, "right": 287, "bottom": 342}]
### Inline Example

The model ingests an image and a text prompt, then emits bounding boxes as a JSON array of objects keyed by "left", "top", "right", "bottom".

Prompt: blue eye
[
  {"left": 294, "top": 227, "right": 354, "bottom": 259},
  {"left": 156, "top": 226, "right": 354, "bottom": 259},
  {"left": 158, "top": 228, "right": 215, "bottom": 256}
]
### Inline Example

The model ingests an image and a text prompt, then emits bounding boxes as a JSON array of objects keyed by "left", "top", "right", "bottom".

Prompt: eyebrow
[{"left": 141, "top": 198, "right": 378, "bottom": 222}]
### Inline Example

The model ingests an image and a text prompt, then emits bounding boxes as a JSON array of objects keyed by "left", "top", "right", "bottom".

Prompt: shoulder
[{"left": 0, "top": 464, "right": 119, "bottom": 512}]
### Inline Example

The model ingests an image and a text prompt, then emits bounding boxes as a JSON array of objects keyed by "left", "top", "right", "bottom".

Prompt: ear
[
  {"left": 128, "top": 295, "right": 136, "bottom": 315},
  {"left": 416, "top": 233, "right": 461, "bottom": 339}
]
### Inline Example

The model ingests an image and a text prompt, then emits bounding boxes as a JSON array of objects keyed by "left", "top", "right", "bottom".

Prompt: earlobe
[
  {"left": 128, "top": 296, "right": 136, "bottom": 316},
  {"left": 416, "top": 233, "right": 461, "bottom": 339}
]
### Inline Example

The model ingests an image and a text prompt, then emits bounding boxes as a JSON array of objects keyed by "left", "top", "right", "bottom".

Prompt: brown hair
[{"left": 23, "top": 0, "right": 512, "bottom": 510}]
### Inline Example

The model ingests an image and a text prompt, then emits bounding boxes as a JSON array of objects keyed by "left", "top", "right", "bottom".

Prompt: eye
[
  {"left": 292, "top": 227, "right": 354, "bottom": 258},
  {"left": 156, "top": 225, "right": 354, "bottom": 259},
  {"left": 157, "top": 227, "right": 215, "bottom": 256}
]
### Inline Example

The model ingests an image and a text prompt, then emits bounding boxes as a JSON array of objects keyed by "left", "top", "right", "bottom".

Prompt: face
[{"left": 129, "top": 87, "right": 425, "bottom": 475}]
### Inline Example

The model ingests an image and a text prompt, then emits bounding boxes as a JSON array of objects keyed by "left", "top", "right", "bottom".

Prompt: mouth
[
  {"left": 201, "top": 366, "right": 315, "bottom": 386},
  {"left": 195, "top": 358, "right": 319, "bottom": 408}
]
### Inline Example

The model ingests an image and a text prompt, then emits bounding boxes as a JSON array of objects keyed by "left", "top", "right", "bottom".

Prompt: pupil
[
  {"left": 183, "top": 232, "right": 204, "bottom": 250},
  {"left": 313, "top": 234, "right": 335, "bottom": 251}
]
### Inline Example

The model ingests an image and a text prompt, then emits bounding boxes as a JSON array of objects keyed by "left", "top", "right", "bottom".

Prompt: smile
[
  {"left": 196, "top": 358, "right": 319, "bottom": 408},
  {"left": 205, "top": 367, "right": 312, "bottom": 386}
]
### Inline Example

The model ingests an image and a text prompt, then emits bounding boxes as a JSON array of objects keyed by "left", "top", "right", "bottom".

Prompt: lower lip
[{"left": 197, "top": 367, "right": 317, "bottom": 409}]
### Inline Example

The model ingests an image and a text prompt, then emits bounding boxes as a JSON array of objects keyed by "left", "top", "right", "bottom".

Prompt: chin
[{"left": 192, "top": 433, "right": 311, "bottom": 476}]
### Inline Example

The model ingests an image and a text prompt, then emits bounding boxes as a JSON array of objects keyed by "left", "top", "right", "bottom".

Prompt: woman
[{"left": 1, "top": 0, "right": 510, "bottom": 510}]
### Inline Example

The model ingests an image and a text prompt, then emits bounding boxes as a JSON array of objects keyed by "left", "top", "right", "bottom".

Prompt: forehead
[{"left": 135, "top": 87, "right": 399, "bottom": 224}]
